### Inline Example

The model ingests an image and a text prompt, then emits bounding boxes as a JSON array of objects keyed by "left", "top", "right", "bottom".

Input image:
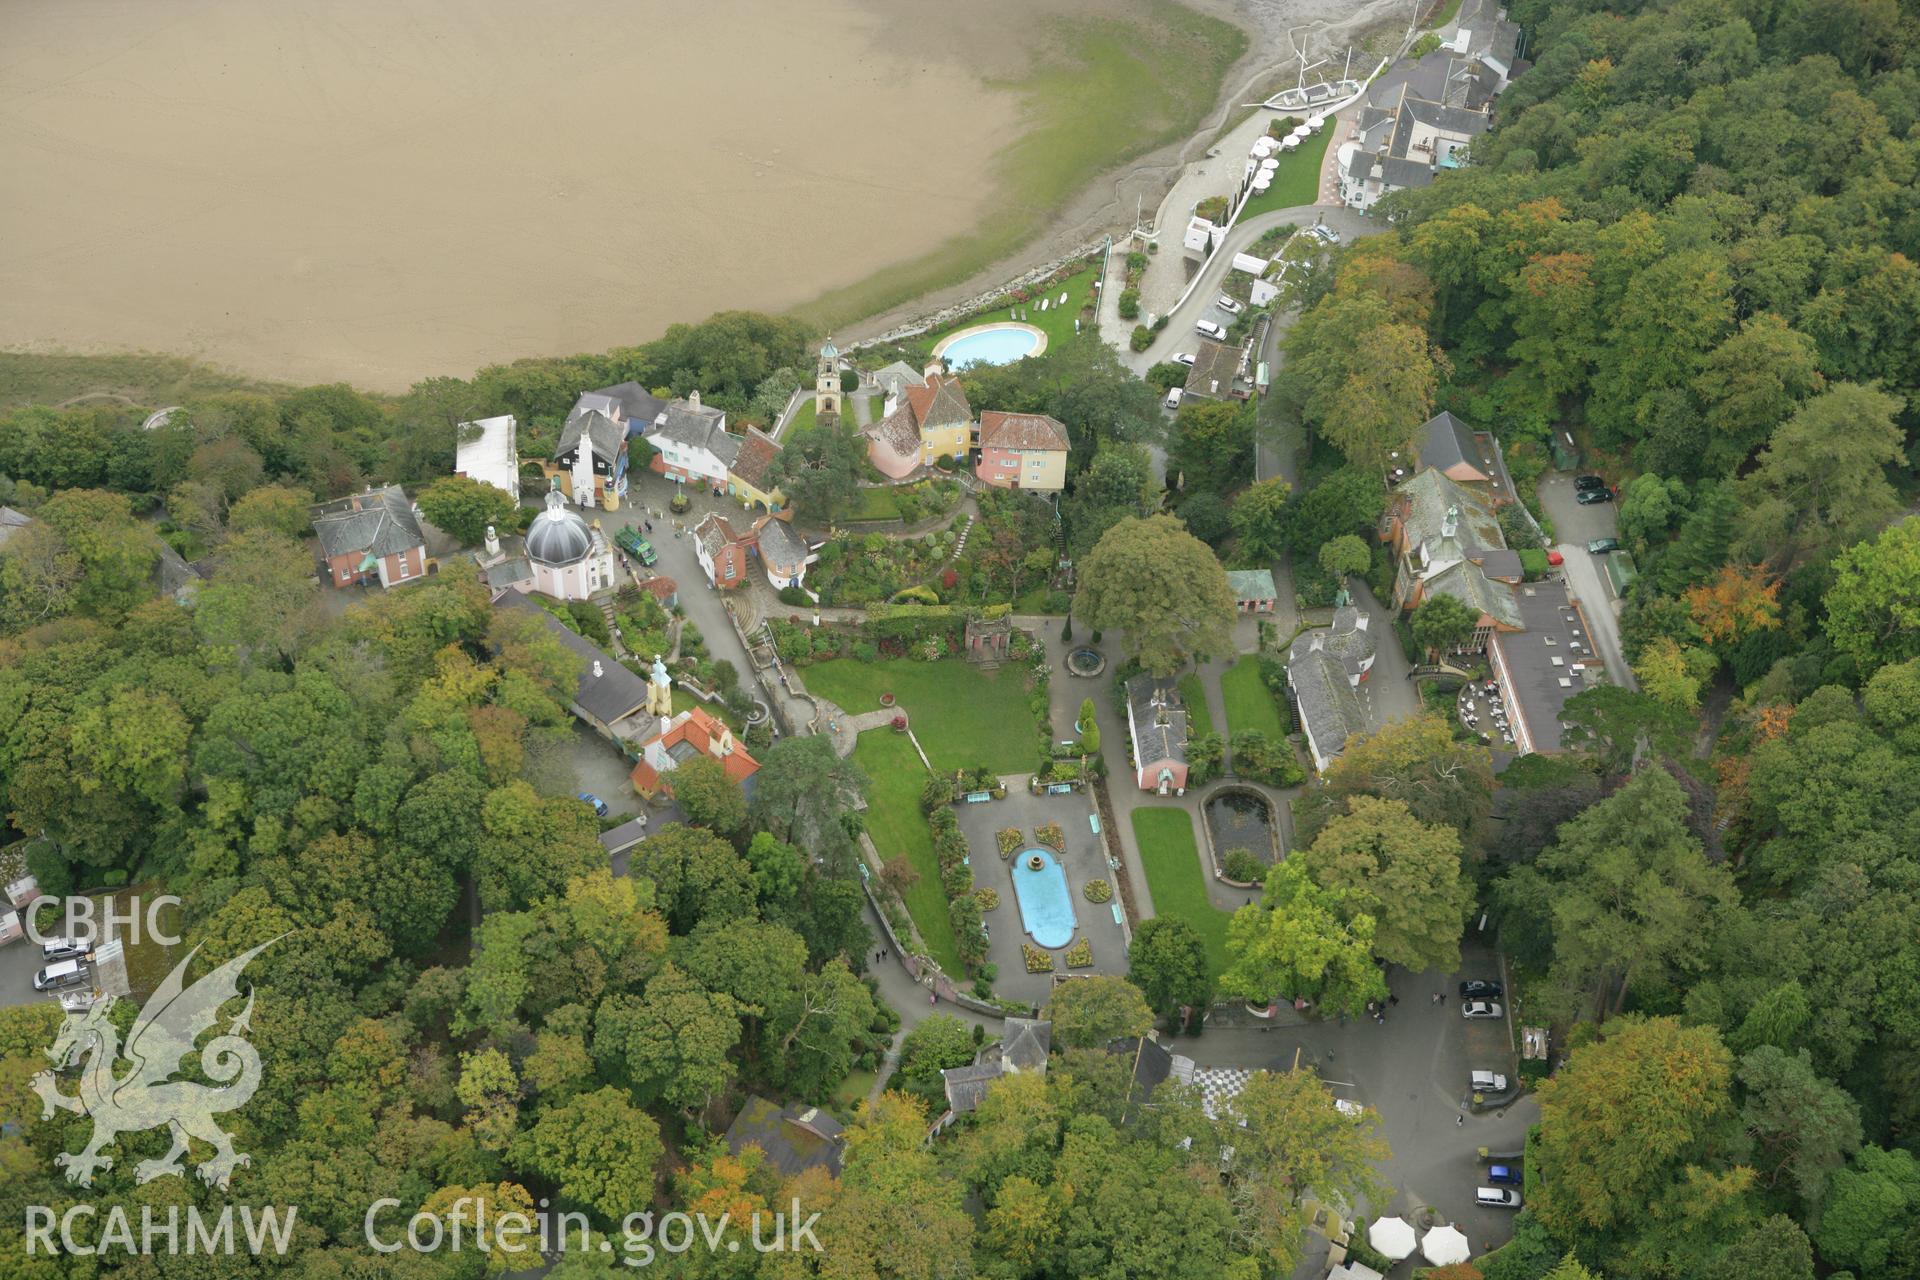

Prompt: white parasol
[
  {"left": 1368, "top": 1217, "right": 1417, "bottom": 1261},
  {"left": 1423, "top": 1224, "right": 1471, "bottom": 1267}
]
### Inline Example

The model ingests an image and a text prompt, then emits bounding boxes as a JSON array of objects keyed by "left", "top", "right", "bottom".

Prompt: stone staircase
[{"left": 599, "top": 599, "right": 629, "bottom": 659}]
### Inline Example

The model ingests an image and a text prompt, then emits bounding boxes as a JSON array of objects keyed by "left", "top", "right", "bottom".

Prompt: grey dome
[{"left": 526, "top": 503, "right": 593, "bottom": 567}]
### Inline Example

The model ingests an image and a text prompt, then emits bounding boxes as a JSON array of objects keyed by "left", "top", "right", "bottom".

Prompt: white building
[
  {"left": 477, "top": 483, "right": 616, "bottom": 603},
  {"left": 455, "top": 414, "right": 520, "bottom": 503},
  {"left": 645, "top": 392, "right": 737, "bottom": 490}
]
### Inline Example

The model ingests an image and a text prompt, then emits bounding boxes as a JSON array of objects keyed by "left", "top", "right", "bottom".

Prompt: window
[{"left": 724, "top": 557, "right": 736, "bottom": 580}]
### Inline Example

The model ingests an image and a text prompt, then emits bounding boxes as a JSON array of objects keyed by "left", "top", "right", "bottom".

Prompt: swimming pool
[
  {"left": 937, "top": 325, "right": 1042, "bottom": 368},
  {"left": 1010, "top": 848, "right": 1078, "bottom": 949}
]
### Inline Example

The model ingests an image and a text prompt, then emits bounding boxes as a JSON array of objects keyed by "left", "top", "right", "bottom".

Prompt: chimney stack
[
  {"left": 688, "top": 390, "right": 702, "bottom": 409},
  {"left": 484, "top": 525, "right": 500, "bottom": 557},
  {"left": 592, "top": 660, "right": 603, "bottom": 678}
]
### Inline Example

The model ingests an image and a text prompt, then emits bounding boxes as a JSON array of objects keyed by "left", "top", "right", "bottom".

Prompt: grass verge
[
  {"left": 1237, "top": 126, "right": 1334, "bottom": 221},
  {"left": 845, "top": 487, "right": 902, "bottom": 522},
  {"left": 793, "top": 0, "right": 1247, "bottom": 332},
  {"left": 852, "top": 730, "right": 964, "bottom": 975},
  {"left": 1177, "top": 673, "right": 1215, "bottom": 739},
  {"left": 1221, "top": 658, "right": 1286, "bottom": 739},
  {"left": 1131, "top": 807, "right": 1232, "bottom": 973},
  {"left": 806, "top": 659, "right": 1041, "bottom": 773}
]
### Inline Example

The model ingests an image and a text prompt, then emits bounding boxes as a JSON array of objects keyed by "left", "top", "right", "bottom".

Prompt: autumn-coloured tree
[{"left": 1684, "top": 563, "right": 1781, "bottom": 646}]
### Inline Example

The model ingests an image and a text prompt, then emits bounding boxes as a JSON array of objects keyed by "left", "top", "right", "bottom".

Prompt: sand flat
[{"left": 0, "top": 0, "right": 1030, "bottom": 390}]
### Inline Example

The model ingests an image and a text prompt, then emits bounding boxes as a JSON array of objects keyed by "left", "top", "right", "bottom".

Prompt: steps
[{"left": 599, "top": 599, "right": 629, "bottom": 658}]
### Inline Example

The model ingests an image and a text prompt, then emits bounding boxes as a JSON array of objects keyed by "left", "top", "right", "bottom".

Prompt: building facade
[
  {"left": 312, "top": 485, "right": 427, "bottom": 589},
  {"left": 975, "top": 411, "right": 1069, "bottom": 492}
]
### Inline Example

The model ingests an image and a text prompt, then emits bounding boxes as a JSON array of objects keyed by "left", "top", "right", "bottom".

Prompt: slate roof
[
  {"left": 907, "top": 375, "right": 972, "bottom": 430},
  {"left": 653, "top": 399, "right": 740, "bottom": 467},
  {"left": 1426, "top": 559, "right": 1522, "bottom": 630},
  {"left": 693, "top": 512, "right": 744, "bottom": 562},
  {"left": 999, "top": 1018, "right": 1052, "bottom": 1072},
  {"left": 872, "top": 361, "right": 927, "bottom": 399},
  {"left": 1126, "top": 675, "right": 1188, "bottom": 765},
  {"left": 1226, "top": 569, "right": 1278, "bottom": 604},
  {"left": 730, "top": 427, "right": 782, "bottom": 491},
  {"left": 1478, "top": 548, "right": 1524, "bottom": 580},
  {"left": 868, "top": 400, "right": 922, "bottom": 464},
  {"left": 754, "top": 515, "right": 809, "bottom": 575},
  {"left": 724, "top": 1099, "right": 844, "bottom": 1178},
  {"left": 0, "top": 506, "right": 33, "bottom": 551},
  {"left": 1417, "top": 412, "right": 1486, "bottom": 479},
  {"left": 977, "top": 411, "right": 1068, "bottom": 453},
  {"left": 591, "top": 381, "right": 669, "bottom": 428},
  {"left": 1290, "top": 604, "right": 1378, "bottom": 677},
  {"left": 597, "top": 817, "right": 650, "bottom": 856},
  {"left": 312, "top": 485, "right": 425, "bottom": 560},
  {"left": 942, "top": 1063, "right": 1003, "bottom": 1115},
  {"left": 555, "top": 407, "right": 625, "bottom": 464},
  {"left": 1185, "top": 338, "right": 1244, "bottom": 398},
  {"left": 498, "top": 594, "right": 650, "bottom": 730},
  {"left": 1406, "top": 94, "right": 1492, "bottom": 138},
  {"left": 1491, "top": 581, "right": 1596, "bottom": 754},
  {"left": 1287, "top": 646, "right": 1367, "bottom": 762},
  {"left": 1397, "top": 468, "right": 1501, "bottom": 553},
  {"left": 1105, "top": 1036, "right": 1197, "bottom": 1111}
]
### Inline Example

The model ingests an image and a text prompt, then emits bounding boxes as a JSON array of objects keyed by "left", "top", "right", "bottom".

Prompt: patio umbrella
[
  {"left": 1368, "top": 1217, "right": 1416, "bottom": 1261},
  {"left": 1280, "top": 136, "right": 1300, "bottom": 151},
  {"left": 1423, "top": 1224, "right": 1471, "bottom": 1267},
  {"left": 1307, "top": 114, "right": 1325, "bottom": 130},
  {"left": 1291, "top": 123, "right": 1312, "bottom": 138}
]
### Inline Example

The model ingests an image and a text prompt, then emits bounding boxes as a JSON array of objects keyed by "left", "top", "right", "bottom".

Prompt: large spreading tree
[{"left": 1076, "top": 514, "right": 1237, "bottom": 676}]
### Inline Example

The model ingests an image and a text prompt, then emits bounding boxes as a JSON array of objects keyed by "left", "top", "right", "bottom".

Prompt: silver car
[{"left": 1462, "top": 1000, "right": 1504, "bottom": 1019}]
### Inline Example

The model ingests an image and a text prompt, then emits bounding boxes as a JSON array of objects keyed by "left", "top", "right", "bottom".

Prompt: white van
[
  {"left": 1470, "top": 1070, "right": 1508, "bottom": 1093},
  {"left": 1475, "top": 1187, "right": 1523, "bottom": 1209},
  {"left": 1195, "top": 319, "right": 1228, "bottom": 340},
  {"left": 1164, "top": 387, "right": 1184, "bottom": 410},
  {"left": 34, "top": 958, "right": 89, "bottom": 991}
]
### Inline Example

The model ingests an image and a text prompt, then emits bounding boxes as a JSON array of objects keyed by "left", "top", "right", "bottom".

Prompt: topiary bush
[{"left": 974, "top": 887, "right": 1000, "bottom": 911}]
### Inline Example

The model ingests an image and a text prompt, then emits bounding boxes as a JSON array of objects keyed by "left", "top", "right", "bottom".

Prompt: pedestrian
[
  {"left": 1440, "top": 993, "right": 1447, "bottom": 1006},
  {"left": 1388, "top": 994, "right": 1398, "bottom": 1006},
  {"left": 1457, "top": 1114, "right": 1464, "bottom": 1127},
  {"left": 1432, "top": 992, "right": 1441, "bottom": 1005}
]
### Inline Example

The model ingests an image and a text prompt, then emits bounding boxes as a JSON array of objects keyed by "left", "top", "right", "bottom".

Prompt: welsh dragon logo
[{"left": 32, "top": 940, "right": 277, "bottom": 1189}]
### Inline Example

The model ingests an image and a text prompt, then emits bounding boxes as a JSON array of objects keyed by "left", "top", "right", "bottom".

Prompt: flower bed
[
  {"left": 1065, "top": 939, "right": 1093, "bottom": 969},
  {"left": 1083, "top": 879, "right": 1112, "bottom": 904},
  {"left": 1023, "top": 943, "right": 1055, "bottom": 974},
  {"left": 974, "top": 887, "right": 1000, "bottom": 912},
  {"left": 997, "top": 828, "right": 1023, "bottom": 860},
  {"left": 1035, "top": 821, "right": 1066, "bottom": 852}
]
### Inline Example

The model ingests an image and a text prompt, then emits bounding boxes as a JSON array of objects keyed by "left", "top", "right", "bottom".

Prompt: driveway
[
  {"left": 1189, "top": 938, "right": 1534, "bottom": 1273},
  {"left": 0, "top": 935, "right": 43, "bottom": 1008},
  {"left": 1535, "top": 474, "right": 1636, "bottom": 690}
]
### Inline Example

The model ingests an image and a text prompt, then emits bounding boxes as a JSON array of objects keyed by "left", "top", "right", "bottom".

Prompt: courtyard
[{"left": 955, "top": 785, "right": 1129, "bottom": 1007}]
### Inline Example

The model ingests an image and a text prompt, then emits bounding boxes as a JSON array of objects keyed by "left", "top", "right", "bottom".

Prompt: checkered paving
[{"left": 1192, "top": 1065, "right": 1255, "bottom": 1118}]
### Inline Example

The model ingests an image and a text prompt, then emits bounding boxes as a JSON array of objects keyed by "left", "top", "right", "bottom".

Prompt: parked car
[
  {"left": 1172, "top": 351, "right": 1197, "bottom": 366},
  {"left": 1575, "top": 487, "right": 1614, "bottom": 505},
  {"left": 34, "top": 959, "right": 90, "bottom": 992},
  {"left": 1195, "top": 319, "right": 1228, "bottom": 340},
  {"left": 1471, "top": 1070, "right": 1509, "bottom": 1094},
  {"left": 1573, "top": 473, "right": 1608, "bottom": 491},
  {"left": 1460, "top": 979, "right": 1504, "bottom": 999},
  {"left": 1313, "top": 224, "right": 1342, "bottom": 242},
  {"left": 576, "top": 792, "right": 610, "bottom": 818},
  {"left": 615, "top": 528, "right": 657, "bottom": 565},
  {"left": 1588, "top": 537, "right": 1622, "bottom": 554},
  {"left": 40, "top": 937, "right": 87, "bottom": 962},
  {"left": 1462, "top": 1000, "right": 1504, "bottom": 1019},
  {"left": 1476, "top": 1187, "right": 1523, "bottom": 1209},
  {"left": 1164, "top": 387, "right": 1185, "bottom": 410},
  {"left": 1216, "top": 295, "right": 1244, "bottom": 314},
  {"left": 1487, "top": 1164, "right": 1523, "bottom": 1186}
]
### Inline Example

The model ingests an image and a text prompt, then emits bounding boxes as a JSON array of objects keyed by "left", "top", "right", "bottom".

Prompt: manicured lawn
[
  {"left": 852, "top": 729, "right": 964, "bottom": 976},
  {"left": 916, "top": 264, "right": 1101, "bottom": 360},
  {"left": 845, "top": 486, "right": 901, "bottom": 522},
  {"left": 1131, "top": 807, "right": 1232, "bottom": 973},
  {"left": 1177, "top": 674, "right": 1215, "bottom": 739},
  {"left": 793, "top": 1, "right": 1246, "bottom": 331},
  {"left": 1221, "top": 658, "right": 1286, "bottom": 739},
  {"left": 806, "top": 659, "right": 1041, "bottom": 774},
  {"left": 1237, "top": 126, "right": 1334, "bottom": 221}
]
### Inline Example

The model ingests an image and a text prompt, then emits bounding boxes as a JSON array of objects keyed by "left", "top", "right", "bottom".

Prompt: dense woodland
[{"left": 3, "top": 0, "right": 1920, "bottom": 1276}]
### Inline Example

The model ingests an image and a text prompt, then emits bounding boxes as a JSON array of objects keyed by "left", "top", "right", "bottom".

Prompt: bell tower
[{"left": 815, "top": 336, "right": 842, "bottom": 421}]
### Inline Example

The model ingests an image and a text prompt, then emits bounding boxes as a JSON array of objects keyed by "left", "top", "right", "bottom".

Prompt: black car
[
  {"left": 1573, "top": 474, "right": 1608, "bottom": 491},
  {"left": 1460, "top": 979, "right": 1504, "bottom": 999},
  {"left": 1575, "top": 488, "right": 1613, "bottom": 505}
]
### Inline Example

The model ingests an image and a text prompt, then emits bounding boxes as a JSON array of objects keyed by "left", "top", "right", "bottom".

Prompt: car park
[
  {"left": 1462, "top": 1000, "right": 1503, "bottom": 1019},
  {"left": 1460, "top": 979, "right": 1504, "bottom": 999},
  {"left": 40, "top": 937, "right": 87, "bottom": 962},
  {"left": 34, "top": 959, "right": 90, "bottom": 991},
  {"left": 1195, "top": 319, "right": 1227, "bottom": 340},
  {"left": 1573, "top": 474, "right": 1607, "bottom": 491},
  {"left": 1216, "top": 295, "right": 1243, "bottom": 314},
  {"left": 1487, "top": 1165, "right": 1523, "bottom": 1185},
  {"left": 1471, "top": 1070, "right": 1509, "bottom": 1093},
  {"left": 1172, "top": 351, "right": 1196, "bottom": 366},
  {"left": 1476, "top": 1187, "right": 1523, "bottom": 1209},
  {"left": 577, "top": 792, "right": 610, "bottom": 818},
  {"left": 1588, "top": 537, "right": 1622, "bottom": 554},
  {"left": 1575, "top": 487, "right": 1613, "bottom": 505}
]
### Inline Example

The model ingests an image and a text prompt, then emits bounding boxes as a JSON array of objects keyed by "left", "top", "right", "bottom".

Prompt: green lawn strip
[
  {"left": 783, "top": 395, "right": 819, "bottom": 443},
  {"left": 806, "top": 658, "right": 1041, "bottom": 773},
  {"left": 915, "top": 264, "right": 1101, "bottom": 360},
  {"left": 792, "top": 1, "right": 1246, "bottom": 331},
  {"left": 1176, "top": 673, "right": 1215, "bottom": 740},
  {"left": 1425, "top": 0, "right": 1464, "bottom": 29},
  {"left": 1238, "top": 127, "right": 1334, "bottom": 221},
  {"left": 845, "top": 487, "right": 901, "bottom": 522},
  {"left": 852, "top": 730, "right": 964, "bottom": 975},
  {"left": 1220, "top": 658, "right": 1286, "bottom": 739},
  {"left": 1131, "top": 807, "right": 1232, "bottom": 973}
]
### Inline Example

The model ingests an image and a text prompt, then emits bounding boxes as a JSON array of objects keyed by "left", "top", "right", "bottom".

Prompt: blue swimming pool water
[
  {"left": 941, "top": 326, "right": 1040, "bottom": 368},
  {"left": 1010, "top": 848, "right": 1078, "bottom": 949}
]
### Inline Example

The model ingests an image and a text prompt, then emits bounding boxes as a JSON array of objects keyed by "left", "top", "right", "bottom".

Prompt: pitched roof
[
  {"left": 730, "top": 427, "right": 782, "bottom": 491},
  {"left": 998, "top": 1018, "right": 1052, "bottom": 1072},
  {"left": 642, "top": 705, "right": 760, "bottom": 785},
  {"left": 312, "top": 485, "right": 425, "bottom": 560},
  {"left": 598, "top": 817, "right": 650, "bottom": 856},
  {"left": 867, "top": 399, "right": 921, "bottom": 463},
  {"left": 1405, "top": 94, "right": 1492, "bottom": 138},
  {"left": 498, "top": 594, "right": 650, "bottom": 729},
  {"left": 1478, "top": 548, "right": 1524, "bottom": 580},
  {"left": 753, "top": 515, "right": 809, "bottom": 574},
  {"left": 1185, "top": 339, "right": 1243, "bottom": 398},
  {"left": 942, "top": 1062, "right": 1003, "bottom": 1115},
  {"left": 652, "top": 398, "right": 740, "bottom": 466},
  {"left": 906, "top": 374, "right": 972, "bottom": 430},
  {"left": 1426, "top": 559, "right": 1522, "bottom": 630},
  {"left": 978, "top": 411, "right": 1068, "bottom": 453},
  {"left": 591, "top": 381, "right": 669, "bottom": 428},
  {"left": 724, "top": 1098, "right": 844, "bottom": 1178},
  {"left": 1287, "top": 647, "right": 1367, "bottom": 761},
  {"left": 1126, "top": 675, "right": 1188, "bottom": 765},
  {"left": 555, "top": 407, "right": 626, "bottom": 465},
  {"left": 1287, "top": 605, "right": 1378, "bottom": 679},
  {"left": 1416, "top": 411, "right": 1488, "bottom": 479},
  {"left": 1225, "top": 569, "right": 1277, "bottom": 604},
  {"left": 693, "top": 512, "right": 746, "bottom": 562},
  {"left": 0, "top": 506, "right": 33, "bottom": 551},
  {"left": 1397, "top": 468, "right": 1501, "bottom": 552},
  {"left": 872, "top": 361, "right": 927, "bottom": 398}
]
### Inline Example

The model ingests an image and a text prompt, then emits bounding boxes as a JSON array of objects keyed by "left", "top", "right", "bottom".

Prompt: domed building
[{"left": 524, "top": 483, "right": 615, "bottom": 601}]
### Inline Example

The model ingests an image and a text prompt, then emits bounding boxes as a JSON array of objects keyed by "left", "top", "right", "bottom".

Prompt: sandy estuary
[{"left": 0, "top": 0, "right": 1253, "bottom": 391}]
